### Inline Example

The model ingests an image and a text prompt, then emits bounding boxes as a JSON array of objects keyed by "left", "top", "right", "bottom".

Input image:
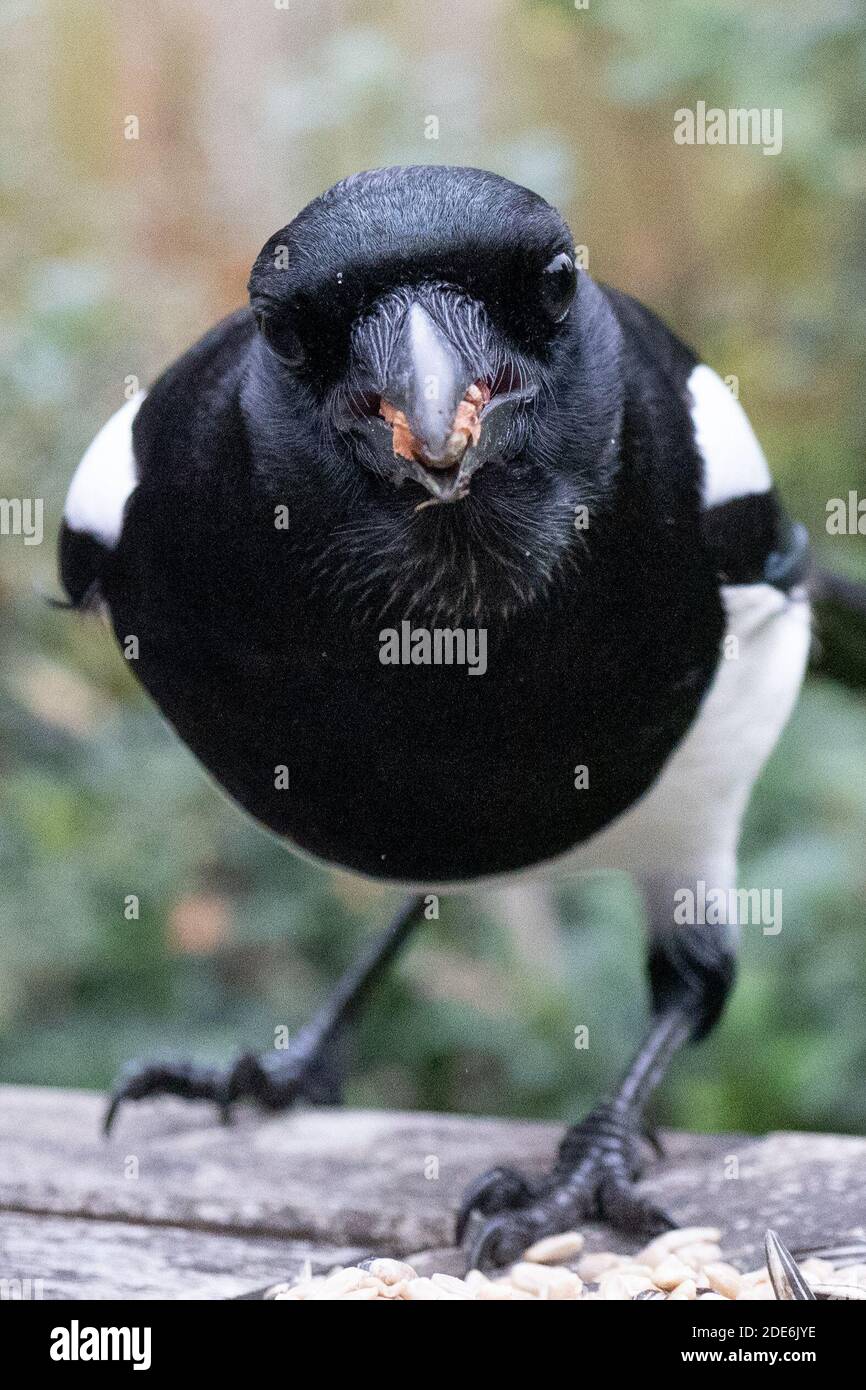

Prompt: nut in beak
[{"left": 379, "top": 381, "right": 491, "bottom": 472}]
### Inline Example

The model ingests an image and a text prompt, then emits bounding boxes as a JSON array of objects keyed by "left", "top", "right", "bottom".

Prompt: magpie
[{"left": 58, "top": 165, "right": 860, "bottom": 1269}]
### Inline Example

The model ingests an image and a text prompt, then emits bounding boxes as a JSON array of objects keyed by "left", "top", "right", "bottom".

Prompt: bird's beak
[
  {"left": 383, "top": 303, "right": 477, "bottom": 474},
  {"left": 343, "top": 301, "right": 537, "bottom": 505}
]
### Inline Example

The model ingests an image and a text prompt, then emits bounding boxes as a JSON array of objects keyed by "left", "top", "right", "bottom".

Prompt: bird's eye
[
  {"left": 540, "top": 252, "right": 577, "bottom": 323},
  {"left": 255, "top": 310, "right": 305, "bottom": 367}
]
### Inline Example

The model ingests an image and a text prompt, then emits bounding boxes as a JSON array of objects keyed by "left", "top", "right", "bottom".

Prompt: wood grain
[{"left": 1, "top": 1086, "right": 864, "bottom": 1298}]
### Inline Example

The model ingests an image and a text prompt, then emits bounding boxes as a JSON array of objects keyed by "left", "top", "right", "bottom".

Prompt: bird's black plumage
[
  {"left": 61, "top": 166, "right": 833, "bottom": 1260},
  {"left": 59, "top": 165, "right": 756, "bottom": 882}
]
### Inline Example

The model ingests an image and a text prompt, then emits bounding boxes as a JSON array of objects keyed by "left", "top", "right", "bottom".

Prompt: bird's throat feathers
[{"left": 301, "top": 467, "right": 593, "bottom": 629}]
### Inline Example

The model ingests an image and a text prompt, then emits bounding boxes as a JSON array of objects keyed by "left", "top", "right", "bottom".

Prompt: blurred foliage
[{"left": 1, "top": 0, "right": 865, "bottom": 1137}]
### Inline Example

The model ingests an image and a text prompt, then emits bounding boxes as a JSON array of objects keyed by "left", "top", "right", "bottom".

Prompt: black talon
[
  {"left": 103, "top": 1059, "right": 227, "bottom": 1136},
  {"left": 597, "top": 1178, "right": 675, "bottom": 1237},
  {"left": 455, "top": 1165, "right": 534, "bottom": 1245},
  {"left": 101, "top": 1043, "right": 347, "bottom": 1137},
  {"left": 466, "top": 1211, "right": 537, "bottom": 1272},
  {"left": 457, "top": 1078, "right": 684, "bottom": 1266},
  {"left": 103, "top": 1093, "right": 121, "bottom": 1137}
]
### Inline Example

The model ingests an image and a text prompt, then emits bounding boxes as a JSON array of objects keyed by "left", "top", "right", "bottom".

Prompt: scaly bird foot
[
  {"left": 458, "top": 1103, "right": 675, "bottom": 1269},
  {"left": 104, "top": 1034, "right": 344, "bottom": 1135}
]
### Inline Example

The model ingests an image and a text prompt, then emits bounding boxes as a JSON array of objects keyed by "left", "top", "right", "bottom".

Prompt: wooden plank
[
  {"left": 0, "top": 1085, "right": 560, "bottom": 1252},
  {"left": 1, "top": 1086, "right": 865, "bottom": 1298},
  {"left": 0, "top": 1210, "right": 367, "bottom": 1301}
]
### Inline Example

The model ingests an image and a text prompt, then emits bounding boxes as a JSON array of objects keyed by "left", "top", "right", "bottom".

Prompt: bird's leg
[
  {"left": 459, "top": 881, "right": 737, "bottom": 1269},
  {"left": 458, "top": 1010, "right": 692, "bottom": 1268},
  {"left": 104, "top": 893, "right": 427, "bottom": 1134}
]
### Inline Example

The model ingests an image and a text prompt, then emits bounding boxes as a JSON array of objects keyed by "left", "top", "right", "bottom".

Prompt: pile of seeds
[{"left": 264, "top": 1227, "right": 866, "bottom": 1301}]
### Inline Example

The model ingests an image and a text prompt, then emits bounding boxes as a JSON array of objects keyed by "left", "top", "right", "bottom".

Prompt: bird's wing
[
  {"left": 687, "top": 364, "right": 811, "bottom": 595},
  {"left": 574, "top": 293, "right": 813, "bottom": 888},
  {"left": 57, "top": 309, "right": 256, "bottom": 611},
  {"left": 686, "top": 360, "right": 866, "bottom": 690},
  {"left": 58, "top": 391, "right": 146, "bottom": 608},
  {"left": 602, "top": 285, "right": 811, "bottom": 597}
]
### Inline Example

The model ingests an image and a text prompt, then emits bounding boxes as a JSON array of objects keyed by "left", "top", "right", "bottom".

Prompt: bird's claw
[
  {"left": 465, "top": 1209, "right": 541, "bottom": 1271},
  {"left": 104, "top": 1059, "right": 226, "bottom": 1135},
  {"left": 455, "top": 1166, "right": 536, "bottom": 1245},
  {"left": 458, "top": 1105, "right": 675, "bottom": 1269},
  {"left": 103, "top": 1042, "right": 343, "bottom": 1135}
]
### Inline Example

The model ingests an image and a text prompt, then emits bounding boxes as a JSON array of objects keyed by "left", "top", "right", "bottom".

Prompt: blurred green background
[{"left": 1, "top": 0, "right": 865, "bottom": 1136}]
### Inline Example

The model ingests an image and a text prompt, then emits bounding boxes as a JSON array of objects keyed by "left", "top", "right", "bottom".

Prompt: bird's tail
[{"left": 810, "top": 565, "right": 866, "bottom": 693}]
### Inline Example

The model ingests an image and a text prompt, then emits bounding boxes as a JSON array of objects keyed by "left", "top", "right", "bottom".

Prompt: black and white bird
[{"left": 58, "top": 165, "right": 859, "bottom": 1268}]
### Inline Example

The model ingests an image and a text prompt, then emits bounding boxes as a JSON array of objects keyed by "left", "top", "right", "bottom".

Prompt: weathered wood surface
[{"left": 0, "top": 1085, "right": 864, "bottom": 1298}]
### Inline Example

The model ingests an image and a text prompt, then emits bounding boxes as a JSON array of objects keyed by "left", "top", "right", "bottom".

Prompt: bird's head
[{"left": 245, "top": 166, "right": 623, "bottom": 623}]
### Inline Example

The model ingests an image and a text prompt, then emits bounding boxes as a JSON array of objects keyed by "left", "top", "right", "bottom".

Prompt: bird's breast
[{"left": 113, "top": 589, "right": 721, "bottom": 885}]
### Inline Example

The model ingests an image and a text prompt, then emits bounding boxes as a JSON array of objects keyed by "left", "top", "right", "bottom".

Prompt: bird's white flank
[
  {"left": 688, "top": 364, "right": 771, "bottom": 508},
  {"left": 64, "top": 391, "right": 145, "bottom": 546}
]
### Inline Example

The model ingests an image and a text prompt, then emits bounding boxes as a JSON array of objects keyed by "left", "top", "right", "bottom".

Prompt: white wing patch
[
  {"left": 64, "top": 391, "right": 146, "bottom": 546},
  {"left": 688, "top": 364, "right": 771, "bottom": 508}
]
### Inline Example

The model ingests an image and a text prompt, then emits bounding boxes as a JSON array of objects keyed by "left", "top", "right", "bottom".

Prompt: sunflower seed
[
  {"left": 522, "top": 1231, "right": 585, "bottom": 1264},
  {"left": 404, "top": 1277, "right": 451, "bottom": 1300},
  {"left": 364, "top": 1258, "right": 417, "bottom": 1285},
  {"left": 576, "top": 1252, "right": 622, "bottom": 1279},
  {"left": 676, "top": 1242, "right": 723, "bottom": 1270},
  {"left": 510, "top": 1262, "right": 584, "bottom": 1296},
  {"left": 431, "top": 1273, "right": 473, "bottom": 1297},
  {"left": 599, "top": 1271, "right": 654, "bottom": 1300},
  {"left": 653, "top": 1255, "right": 696, "bottom": 1290},
  {"left": 639, "top": 1228, "right": 722, "bottom": 1266},
  {"left": 701, "top": 1261, "right": 742, "bottom": 1299},
  {"left": 265, "top": 1220, "right": 865, "bottom": 1302}
]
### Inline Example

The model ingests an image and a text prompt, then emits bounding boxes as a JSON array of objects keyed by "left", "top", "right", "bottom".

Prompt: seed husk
[{"left": 811, "top": 1283, "right": 866, "bottom": 1300}]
